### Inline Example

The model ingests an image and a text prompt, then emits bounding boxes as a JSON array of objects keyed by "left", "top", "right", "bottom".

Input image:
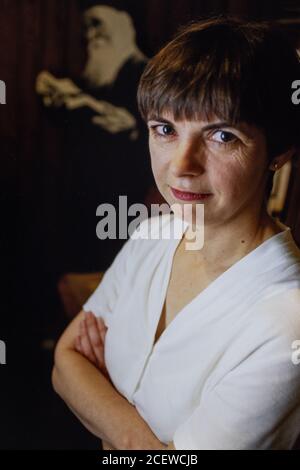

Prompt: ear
[{"left": 269, "top": 147, "right": 296, "bottom": 171}]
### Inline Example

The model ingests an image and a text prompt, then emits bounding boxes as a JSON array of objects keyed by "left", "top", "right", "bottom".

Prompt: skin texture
[
  {"left": 75, "top": 312, "right": 130, "bottom": 451},
  {"left": 53, "top": 309, "right": 173, "bottom": 450},
  {"left": 147, "top": 112, "right": 293, "bottom": 263},
  {"left": 75, "top": 313, "right": 175, "bottom": 450},
  {"left": 54, "top": 112, "right": 293, "bottom": 450}
]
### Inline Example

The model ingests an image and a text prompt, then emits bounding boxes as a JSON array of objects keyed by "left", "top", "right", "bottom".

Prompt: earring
[{"left": 273, "top": 162, "right": 279, "bottom": 171}]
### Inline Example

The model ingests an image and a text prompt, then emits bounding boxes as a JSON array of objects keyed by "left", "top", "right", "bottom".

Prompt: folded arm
[{"left": 53, "top": 309, "right": 175, "bottom": 450}]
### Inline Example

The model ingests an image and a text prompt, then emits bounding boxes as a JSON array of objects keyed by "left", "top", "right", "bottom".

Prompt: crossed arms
[{"left": 52, "top": 310, "right": 176, "bottom": 450}]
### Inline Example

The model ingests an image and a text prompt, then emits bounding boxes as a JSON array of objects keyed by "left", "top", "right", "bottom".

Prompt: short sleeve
[
  {"left": 82, "top": 236, "right": 135, "bottom": 327},
  {"left": 173, "top": 291, "right": 300, "bottom": 450}
]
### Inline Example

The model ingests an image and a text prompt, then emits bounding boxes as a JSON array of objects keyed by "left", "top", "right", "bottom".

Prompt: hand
[
  {"left": 63, "top": 93, "right": 137, "bottom": 134},
  {"left": 91, "top": 104, "right": 137, "bottom": 134},
  {"left": 75, "top": 312, "right": 110, "bottom": 381},
  {"left": 36, "top": 70, "right": 82, "bottom": 108}
]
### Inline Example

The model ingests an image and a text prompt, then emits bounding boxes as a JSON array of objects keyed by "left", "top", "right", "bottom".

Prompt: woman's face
[{"left": 147, "top": 111, "right": 269, "bottom": 227}]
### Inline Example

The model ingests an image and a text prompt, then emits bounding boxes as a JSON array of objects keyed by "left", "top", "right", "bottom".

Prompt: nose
[{"left": 170, "top": 137, "right": 206, "bottom": 178}]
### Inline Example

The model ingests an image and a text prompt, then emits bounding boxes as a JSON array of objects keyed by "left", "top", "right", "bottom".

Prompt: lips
[{"left": 170, "top": 187, "right": 212, "bottom": 201}]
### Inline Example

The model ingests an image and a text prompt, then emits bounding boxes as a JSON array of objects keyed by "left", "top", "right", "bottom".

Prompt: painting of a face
[
  {"left": 84, "top": 6, "right": 117, "bottom": 51},
  {"left": 82, "top": 5, "right": 136, "bottom": 87},
  {"left": 84, "top": 5, "right": 135, "bottom": 54}
]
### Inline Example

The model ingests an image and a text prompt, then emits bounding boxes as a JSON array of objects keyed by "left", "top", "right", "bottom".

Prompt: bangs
[
  {"left": 138, "top": 61, "right": 244, "bottom": 125},
  {"left": 137, "top": 18, "right": 300, "bottom": 157},
  {"left": 137, "top": 20, "right": 262, "bottom": 126}
]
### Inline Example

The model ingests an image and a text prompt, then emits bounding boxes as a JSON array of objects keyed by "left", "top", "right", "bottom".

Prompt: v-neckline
[{"left": 150, "top": 221, "right": 292, "bottom": 352}]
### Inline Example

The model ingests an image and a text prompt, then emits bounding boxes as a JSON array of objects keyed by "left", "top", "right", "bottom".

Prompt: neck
[{"left": 181, "top": 203, "right": 284, "bottom": 271}]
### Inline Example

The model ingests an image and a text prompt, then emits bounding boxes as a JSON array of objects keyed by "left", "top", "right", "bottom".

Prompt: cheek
[
  {"left": 149, "top": 146, "right": 168, "bottom": 181},
  {"left": 210, "top": 152, "right": 261, "bottom": 199}
]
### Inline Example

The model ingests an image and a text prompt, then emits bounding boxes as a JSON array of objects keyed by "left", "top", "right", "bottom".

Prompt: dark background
[{"left": 0, "top": 0, "right": 299, "bottom": 449}]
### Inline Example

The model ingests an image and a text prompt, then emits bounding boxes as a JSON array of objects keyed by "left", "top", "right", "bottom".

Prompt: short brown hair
[{"left": 137, "top": 17, "right": 300, "bottom": 160}]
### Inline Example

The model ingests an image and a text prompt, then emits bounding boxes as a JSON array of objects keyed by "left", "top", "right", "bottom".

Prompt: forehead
[{"left": 84, "top": 5, "right": 119, "bottom": 24}]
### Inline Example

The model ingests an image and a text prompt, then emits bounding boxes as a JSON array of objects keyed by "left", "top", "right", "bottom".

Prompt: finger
[
  {"left": 43, "top": 96, "right": 53, "bottom": 107},
  {"left": 75, "top": 335, "right": 82, "bottom": 352},
  {"left": 86, "top": 313, "right": 103, "bottom": 349},
  {"left": 86, "top": 313, "right": 106, "bottom": 368},
  {"left": 96, "top": 315, "right": 105, "bottom": 326},
  {"left": 91, "top": 115, "right": 122, "bottom": 132},
  {"left": 96, "top": 100, "right": 115, "bottom": 113},
  {"left": 97, "top": 317, "right": 107, "bottom": 332},
  {"left": 96, "top": 317, "right": 108, "bottom": 344},
  {"left": 79, "top": 320, "right": 90, "bottom": 356},
  {"left": 65, "top": 95, "right": 88, "bottom": 110},
  {"left": 97, "top": 317, "right": 108, "bottom": 339},
  {"left": 77, "top": 336, "right": 87, "bottom": 359},
  {"left": 92, "top": 113, "right": 121, "bottom": 127},
  {"left": 91, "top": 115, "right": 109, "bottom": 125},
  {"left": 96, "top": 315, "right": 107, "bottom": 330},
  {"left": 79, "top": 320, "right": 98, "bottom": 364}
]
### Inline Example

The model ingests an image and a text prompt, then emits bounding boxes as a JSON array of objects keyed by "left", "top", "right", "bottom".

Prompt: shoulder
[
  {"left": 217, "top": 288, "right": 300, "bottom": 377},
  {"left": 249, "top": 228, "right": 300, "bottom": 333},
  {"left": 251, "top": 288, "right": 300, "bottom": 339},
  {"left": 231, "top": 288, "right": 300, "bottom": 366}
]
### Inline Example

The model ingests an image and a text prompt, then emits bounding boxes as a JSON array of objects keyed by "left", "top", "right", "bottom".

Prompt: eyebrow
[{"left": 147, "top": 116, "right": 237, "bottom": 132}]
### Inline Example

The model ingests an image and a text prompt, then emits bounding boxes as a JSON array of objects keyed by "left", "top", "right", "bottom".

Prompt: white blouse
[{"left": 83, "top": 214, "right": 300, "bottom": 449}]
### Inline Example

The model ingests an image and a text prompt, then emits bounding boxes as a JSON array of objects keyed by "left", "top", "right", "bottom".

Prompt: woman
[{"left": 52, "top": 17, "right": 300, "bottom": 450}]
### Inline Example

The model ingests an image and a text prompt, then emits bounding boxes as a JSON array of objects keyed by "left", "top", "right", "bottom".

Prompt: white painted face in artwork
[{"left": 82, "top": 5, "right": 137, "bottom": 88}]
